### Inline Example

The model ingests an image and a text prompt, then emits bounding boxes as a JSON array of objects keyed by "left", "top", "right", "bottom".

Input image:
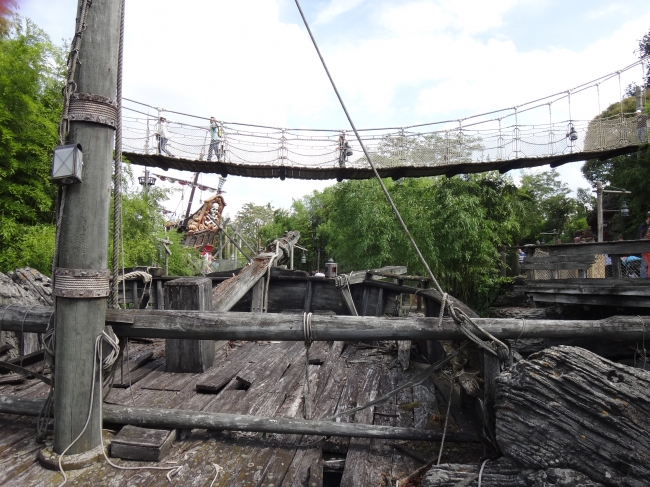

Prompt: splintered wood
[{"left": 0, "top": 340, "right": 480, "bottom": 486}]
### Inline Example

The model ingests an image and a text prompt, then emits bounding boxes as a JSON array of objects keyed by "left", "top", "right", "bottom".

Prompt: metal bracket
[
  {"left": 53, "top": 268, "right": 111, "bottom": 298},
  {"left": 67, "top": 93, "right": 118, "bottom": 129}
]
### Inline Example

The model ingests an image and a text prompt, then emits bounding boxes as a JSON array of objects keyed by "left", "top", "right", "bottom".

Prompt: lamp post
[
  {"left": 594, "top": 182, "right": 631, "bottom": 242},
  {"left": 138, "top": 167, "right": 156, "bottom": 194}
]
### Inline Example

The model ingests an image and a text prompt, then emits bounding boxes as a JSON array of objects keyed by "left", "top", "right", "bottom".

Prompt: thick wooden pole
[
  {"left": 53, "top": 0, "right": 120, "bottom": 455},
  {"left": 3, "top": 306, "right": 650, "bottom": 341},
  {"left": 0, "top": 396, "right": 476, "bottom": 443}
]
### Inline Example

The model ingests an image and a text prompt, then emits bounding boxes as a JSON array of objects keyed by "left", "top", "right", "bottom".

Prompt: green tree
[
  {"left": 112, "top": 166, "right": 201, "bottom": 276},
  {"left": 262, "top": 173, "right": 528, "bottom": 312},
  {"left": 518, "top": 169, "right": 587, "bottom": 241},
  {"left": 0, "top": 14, "right": 65, "bottom": 273},
  {"left": 232, "top": 202, "right": 275, "bottom": 253}
]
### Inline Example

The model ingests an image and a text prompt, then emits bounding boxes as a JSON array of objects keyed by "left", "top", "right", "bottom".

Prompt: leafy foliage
[
  {"left": 0, "top": 14, "right": 65, "bottom": 273},
  {"left": 259, "top": 173, "right": 529, "bottom": 312},
  {"left": 518, "top": 169, "right": 589, "bottom": 242},
  {"left": 232, "top": 202, "right": 274, "bottom": 253},
  {"left": 112, "top": 166, "right": 201, "bottom": 276}
]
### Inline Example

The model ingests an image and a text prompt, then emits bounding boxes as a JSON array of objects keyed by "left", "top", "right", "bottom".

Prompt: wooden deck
[{"left": 0, "top": 338, "right": 481, "bottom": 486}]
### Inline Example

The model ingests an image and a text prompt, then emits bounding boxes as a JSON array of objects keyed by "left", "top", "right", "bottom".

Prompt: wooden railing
[{"left": 518, "top": 240, "right": 650, "bottom": 280}]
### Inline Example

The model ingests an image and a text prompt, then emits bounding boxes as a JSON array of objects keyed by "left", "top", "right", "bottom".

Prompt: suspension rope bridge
[{"left": 123, "top": 58, "right": 649, "bottom": 181}]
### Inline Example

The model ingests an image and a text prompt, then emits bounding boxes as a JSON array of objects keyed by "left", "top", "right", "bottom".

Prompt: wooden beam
[
  {"left": 521, "top": 262, "right": 593, "bottom": 271},
  {"left": 0, "top": 395, "right": 477, "bottom": 443},
  {"left": 4, "top": 305, "right": 650, "bottom": 341},
  {"left": 343, "top": 266, "right": 408, "bottom": 286},
  {"left": 523, "top": 255, "right": 595, "bottom": 264},
  {"left": 541, "top": 240, "right": 650, "bottom": 257}
]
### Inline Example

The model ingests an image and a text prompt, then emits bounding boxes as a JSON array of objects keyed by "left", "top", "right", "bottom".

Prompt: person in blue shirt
[{"left": 207, "top": 117, "right": 223, "bottom": 162}]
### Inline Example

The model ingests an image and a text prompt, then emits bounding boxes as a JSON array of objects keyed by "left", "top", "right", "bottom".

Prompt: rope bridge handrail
[{"left": 121, "top": 57, "right": 648, "bottom": 176}]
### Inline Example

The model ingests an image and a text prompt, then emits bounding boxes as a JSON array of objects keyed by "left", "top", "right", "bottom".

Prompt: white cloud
[
  {"left": 16, "top": 0, "right": 650, "bottom": 216},
  {"left": 380, "top": 0, "right": 519, "bottom": 36},
  {"left": 588, "top": 3, "right": 624, "bottom": 19},
  {"left": 314, "top": 0, "right": 366, "bottom": 25}
]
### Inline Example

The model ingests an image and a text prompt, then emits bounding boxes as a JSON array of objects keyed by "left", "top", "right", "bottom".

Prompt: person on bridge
[
  {"left": 638, "top": 211, "right": 650, "bottom": 278},
  {"left": 338, "top": 134, "right": 352, "bottom": 167},
  {"left": 637, "top": 110, "right": 648, "bottom": 144},
  {"left": 207, "top": 117, "right": 223, "bottom": 162},
  {"left": 156, "top": 117, "right": 174, "bottom": 157}
]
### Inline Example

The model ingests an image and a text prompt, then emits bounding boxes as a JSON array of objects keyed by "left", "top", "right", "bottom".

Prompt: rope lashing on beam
[{"left": 294, "top": 0, "right": 509, "bottom": 360}]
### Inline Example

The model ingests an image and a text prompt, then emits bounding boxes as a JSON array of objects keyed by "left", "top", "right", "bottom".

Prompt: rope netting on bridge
[{"left": 122, "top": 58, "right": 649, "bottom": 171}]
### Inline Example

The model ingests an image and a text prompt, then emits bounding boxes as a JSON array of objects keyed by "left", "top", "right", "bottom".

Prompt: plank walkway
[{"left": 0, "top": 339, "right": 482, "bottom": 486}]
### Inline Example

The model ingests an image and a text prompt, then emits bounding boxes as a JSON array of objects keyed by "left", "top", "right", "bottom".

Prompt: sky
[{"left": 16, "top": 0, "right": 650, "bottom": 219}]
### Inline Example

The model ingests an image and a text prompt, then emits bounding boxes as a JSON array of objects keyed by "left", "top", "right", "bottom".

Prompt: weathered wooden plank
[
  {"left": 343, "top": 266, "right": 408, "bottom": 286},
  {"left": 281, "top": 447, "right": 323, "bottom": 487},
  {"left": 397, "top": 340, "right": 411, "bottom": 370},
  {"left": 521, "top": 262, "right": 593, "bottom": 271},
  {"left": 392, "top": 369, "right": 420, "bottom": 481},
  {"left": 108, "top": 358, "right": 165, "bottom": 395},
  {"left": 195, "top": 342, "right": 266, "bottom": 394},
  {"left": 539, "top": 239, "right": 650, "bottom": 256},
  {"left": 522, "top": 254, "right": 595, "bottom": 264},
  {"left": 212, "top": 231, "right": 301, "bottom": 313},
  {"left": 339, "top": 364, "right": 382, "bottom": 487},
  {"left": 368, "top": 367, "right": 401, "bottom": 487},
  {"left": 250, "top": 276, "right": 265, "bottom": 313},
  {"left": 339, "top": 286, "right": 358, "bottom": 316},
  {"left": 112, "top": 350, "right": 153, "bottom": 388},
  {"left": 240, "top": 344, "right": 298, "bottom": 395},
  {"left": 525, "top": 292, "right": 650, "bottom": 308},
  {"left": 323, "top": 353, "right": 369, "bottom": 454}
]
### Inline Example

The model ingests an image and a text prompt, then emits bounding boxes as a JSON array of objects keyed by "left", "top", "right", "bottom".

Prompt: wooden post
[
  {"left": 251, "top": 278, "right": 265, "bottom": 313},
  {"left": 131, "top": 281, "right": 138, "bottom": 308},
  {"left": 184, "top": 172, "right": 200, "bottom": 220},
  {"left": 155, "top": 281, "right": 164, "bottom": 310},
  {"left": 165, "top": 278, "right": 215, "bottom": 373},
  {"left": 53, "top": 0, "right": 121, "bottom": 455},
  {"left": 611, "top": 255, "right": 622, "bottom": 278},
  {"left": 218, "top": 230, "right": 223, "bottom": 269}
]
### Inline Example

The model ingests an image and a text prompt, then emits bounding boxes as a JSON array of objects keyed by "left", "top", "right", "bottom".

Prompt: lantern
[
  {"left": 325, "top": 258, "right": 337, "bottom": 278},
  {"left": 51, "top": 143, "right": 83, "bottom": 184}
]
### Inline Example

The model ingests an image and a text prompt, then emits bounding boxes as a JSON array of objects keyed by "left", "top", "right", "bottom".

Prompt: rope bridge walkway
[{"left": 123, "top": 59, "right": 649, "bottom": 180}]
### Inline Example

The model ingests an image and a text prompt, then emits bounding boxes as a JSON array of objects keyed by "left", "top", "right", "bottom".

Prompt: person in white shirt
[{"left": 156, "top": 117, "right": 173, "bottom": 157}]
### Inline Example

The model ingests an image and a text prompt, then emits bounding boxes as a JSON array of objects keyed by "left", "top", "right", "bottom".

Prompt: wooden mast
[{"left": 53, "top": 0, "right": 121, "bottom": 455}]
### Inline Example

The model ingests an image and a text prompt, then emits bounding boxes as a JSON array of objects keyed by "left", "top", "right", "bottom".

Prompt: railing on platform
[{"left": 518, "top": 240, "right": 650, "bottom": 281}]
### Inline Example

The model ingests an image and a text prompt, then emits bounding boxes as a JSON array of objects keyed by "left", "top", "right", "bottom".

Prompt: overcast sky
[{"left": 16, "top": 0, "right": 650, "bottom": 219}]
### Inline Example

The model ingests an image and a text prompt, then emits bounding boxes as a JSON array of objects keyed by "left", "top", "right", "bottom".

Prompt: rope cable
[
  {"left": 110, "top": 0, "right": 126, "bottom": 308},
  {"left": 436, "top": 376, "right": 454, "bottom": 465},
  {"left": 293, "top": 0, "right": 443, "bottom": 295}
]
